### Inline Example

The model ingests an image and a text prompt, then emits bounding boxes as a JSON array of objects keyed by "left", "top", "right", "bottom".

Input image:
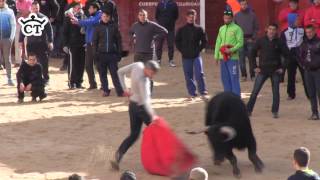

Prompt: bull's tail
[{"left": 185, "top": 127, "right": 210, "bottom": 135}]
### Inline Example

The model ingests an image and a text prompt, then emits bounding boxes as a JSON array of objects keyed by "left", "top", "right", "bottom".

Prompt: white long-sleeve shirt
[{"left": 117, "top": 62, "right": 155, "bottom": 117}]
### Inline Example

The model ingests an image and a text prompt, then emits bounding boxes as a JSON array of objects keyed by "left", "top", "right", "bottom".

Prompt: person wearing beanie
[
  {"left": 281, "top": 13, "right": 308, "bottom": 101},
  {"left": 189, "top": 167, "right": 208, "bottom": 180},
  {"left": 214, "top": 8, "right": 243, "bottom": 96},
  {"left": 120, "top": 171, "right": 137, "bottom": 180},
  {"left": 305, "top": 0, "right": 320, "bottom": 37}
]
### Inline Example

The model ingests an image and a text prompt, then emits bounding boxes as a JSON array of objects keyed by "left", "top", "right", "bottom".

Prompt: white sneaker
[
  {"left": 169, "top": 61, "right": 176, "bottom": 67},
  {"left": 7, "top": 79, "right": 14, "bottom": 86}
]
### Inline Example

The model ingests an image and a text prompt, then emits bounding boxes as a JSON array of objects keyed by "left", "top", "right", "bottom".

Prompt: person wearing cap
[
  {"left": 281, "top": 13, "right": 308, "bottom": 100},
  {"left": 175, "top": 9, "right": 208, "bottom": 101},
  {"left": 120, "top": 171, "right": 136, "bottom": 180},
  {"left": 111, "top": 60, "right": 160, "bottom": 170},
  {"left": 305, "top": 0, "right": 320, "bottom": 37},
  {"left": 214, "top": 8, "right": 243, "bottom": 96},
  {"left": 234, "top": 0, "right": 259, "bottom": 82},
  {"left": 189, "top": 167, "right": 208, "bottom": 180}
]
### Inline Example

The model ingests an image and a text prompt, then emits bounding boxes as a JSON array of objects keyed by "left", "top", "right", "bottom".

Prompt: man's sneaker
[
  {"left": 102, "top": 90, "right": 111, "bottom": 97},
  {"left": 39, "top": 93, "right": 47, "bottom": 101},
  {"left": 76, "top": 84, "right": 85, "bottom": 89},
  {"left": 272, "top": 112, "right": 279, "bottom": 119},
  {"left": 7, "top": 79, "right": 14, "bottom": 86},
  {"left": 69, "top": 83, "right": 76, "bottom": 90},
  {"left": 110, "top": 160, "right": 120, "bottom": 171},
  {"left": 308, "top": 114, "right": 319, "bottom": 120},
  {"left": 169, "top": 60, "right": 176, "bottom": 67},
  {"left": 17, "top": 98, "right": 24, "bottom": 104},
  {"left": 31, "top": 97, "right": 37, "bottom": 102},
  {"left": 0, "top": 65, "right": 3, "bottom": 70},
  {"left": 157, "top": 60, "right": 161, "bottom": 65},
  {"left": 87, "top": 85, "right": 97, "bottom": 90}
]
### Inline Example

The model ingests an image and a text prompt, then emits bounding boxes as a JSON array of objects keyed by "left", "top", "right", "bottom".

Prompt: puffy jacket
[
  {"left": 299, "top": 35, "right": 320, "bottom": 71},
  {"left": 278, "top": 7, "right": 305, "bottom": 32},
  {"left": 63, "top": 14, "right": 85, "bottom": 48},
  {"left": 93, "top": 21, "right": 122, "bottom": 54},
  {"left": 305, "top": 5, "right": 320, "bottom": 37},
  {"left": 175, "top": 23, "right": 207, "bottom": 59},
  {"left": 78, "top": 10, "right": 102, "bottom": 44},
  {"left": 0, "top": 4, "right": 16, "bottom": 40},
  {"left": 214, "top": 22, "right": 244, "bottom": 60},
  {"left": 155, "top": 0, "right": 179, "bottom": 31}
]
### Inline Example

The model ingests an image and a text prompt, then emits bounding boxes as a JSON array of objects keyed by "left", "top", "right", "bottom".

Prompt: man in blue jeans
[
  {"left": 175, "top": 9, "right": 208, "bottom": 100},
  {"left": 247, "top": 24, "right": 288, "bottom": 119}
]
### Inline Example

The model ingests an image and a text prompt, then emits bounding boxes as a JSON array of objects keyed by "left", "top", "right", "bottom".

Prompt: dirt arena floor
[{"left": 0, "top": 52, "right": 319, "bottom": 180}]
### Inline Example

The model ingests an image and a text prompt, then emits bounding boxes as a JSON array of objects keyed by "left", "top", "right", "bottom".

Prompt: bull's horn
[
  {"left": 220, "top": 126, "right": 237, "bottom": 142},
  {"left": 185, "top": 127, "right": 210, "bottom": 135}
]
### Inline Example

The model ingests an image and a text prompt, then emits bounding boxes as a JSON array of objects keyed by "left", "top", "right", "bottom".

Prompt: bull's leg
[
  {"left": 213, "top": 152, "right": 225, "bottom": 166},
  {"left": 225, "top": 151, "right": 241, "bottom": 178},
  {"left": 248, "top": 142, "right": 265, "bottom": 173}
]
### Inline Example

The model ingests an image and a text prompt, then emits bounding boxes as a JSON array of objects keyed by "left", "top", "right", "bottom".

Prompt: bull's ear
[{"left": 220, "top": 126, "right": 237, "bottom": 142}]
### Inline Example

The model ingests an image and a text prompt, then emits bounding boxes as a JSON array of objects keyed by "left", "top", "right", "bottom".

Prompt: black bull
[{"left": 187, "top": 92, "right": 264, "bottom": 178}]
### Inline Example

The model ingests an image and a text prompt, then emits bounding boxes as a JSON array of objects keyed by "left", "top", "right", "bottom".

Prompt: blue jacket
[
  {"left": 0, "top": 4, "right": 16, "bottom": 40},
  {"left": 79, "top": 10, "right": 102, "bottom": 44}
]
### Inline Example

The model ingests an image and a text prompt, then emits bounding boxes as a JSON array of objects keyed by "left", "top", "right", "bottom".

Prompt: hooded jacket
[
  {"left": 16, "top": 61, "right": 44, "bottom": 86},
  {"left": 78, "top": 10, "right": 102, "bottom": 44},
  {"left": 305, "top": 4, "right": 320, "bottom": 37},
  {"left": 93, "top": 21, "right": 122, "bottom": 55},
  {"left": 34, "top": 0, "right": 60, "bottom": 19},
  {"left": 299, "top": 35, "right": 320, "bottom": 71},
  {"left": 214, "top": 22, "right": 244, "bottom": 60},
  {"left": 0, "top": 4, "right": 16, "bottom": 41},
  {"left": 155, "top": 0, "right": 179, "bottom": 31}
]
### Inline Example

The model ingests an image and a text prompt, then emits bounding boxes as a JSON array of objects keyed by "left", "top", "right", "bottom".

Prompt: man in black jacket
[
  {"left": 299, "top": 25, "right": 320, "bottom": 120},
  {"left": 19, "top": 1, "right": 54, "bottom": 84},
  {"left": 17, "top": 53, "right": 47, "bottom": 103},
  {"left": 93, "top": 11, "right": 123, "bottom": 97},
  {"left": 247, "top": 23, "right": 288, "bottom": 119},
  {"left": 63, "top": 2, "right": 85, "bottom": 89},
  {"left": 155, "top": 0, "right": 178, "bottom": 67},
  {"left": 175, "top": 9, "right": 208, "bottom": 100}
]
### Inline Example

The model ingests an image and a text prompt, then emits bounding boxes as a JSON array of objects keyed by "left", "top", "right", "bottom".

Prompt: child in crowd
[
  {"left": 288, "top": 147, "right": 320, "bottom": 180},
  {"left": 16, "top": 53, "right": 47, "bottom": 103}
]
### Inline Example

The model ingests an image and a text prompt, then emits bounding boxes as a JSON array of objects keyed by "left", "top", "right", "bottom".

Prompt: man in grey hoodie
[
  {"left": 0, "top": 0, "right": 16, "bottom": 86},
  {"left": 234, "top": 0, "right": 259, "bottom": 81}
]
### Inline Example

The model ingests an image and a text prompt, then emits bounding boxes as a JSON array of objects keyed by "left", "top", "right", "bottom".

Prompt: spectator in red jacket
[
  {"left": 305, "top": 0, "right": 320, "bottom": 37},
  {"left": 278, "top": 0, "right": 305, "bottom": 32}
]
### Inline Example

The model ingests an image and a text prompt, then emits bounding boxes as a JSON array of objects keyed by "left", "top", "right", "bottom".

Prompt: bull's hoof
[
  {"left": 233, "top": 169, "right": 241, "bottom": 179},
  {"left": 254, "top": 161, "right": 265, "bottom": 173},
  {"left": 214, "top": 159, "right": 224, "bottom": 166}
]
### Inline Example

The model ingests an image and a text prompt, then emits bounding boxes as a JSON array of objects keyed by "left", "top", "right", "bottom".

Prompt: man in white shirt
[{"left": 111, "top": 60, "right": 160, "bottom": 170}]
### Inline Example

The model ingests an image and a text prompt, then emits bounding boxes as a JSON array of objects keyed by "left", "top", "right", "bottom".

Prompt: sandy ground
[{"left": 0, "top": 52, "right": 319, "bottom": 180}]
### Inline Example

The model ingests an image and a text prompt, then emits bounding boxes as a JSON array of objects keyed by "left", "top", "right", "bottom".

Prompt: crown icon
[{"left": 18, "top": 13, "right": 49, "bottom": 37}]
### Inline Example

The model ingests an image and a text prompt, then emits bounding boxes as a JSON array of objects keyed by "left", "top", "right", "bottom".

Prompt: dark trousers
[
  {"left": 17, "top": 82, "right": 45, "bottom": 99},
  {"left": 287, "top": 49, "right": 308, "bottom": 99},
  {"left": 239, "top": 40, "right": 255, "bottom": 78},
  {"left": 68, "top": 46, "right": 85, "bottom": 85},
  {"left": 182, "top": 56, "right": 207, "bottom": 96},
  {"left": 134, "top": 52, "right": 154, "bottom": 92},
  {"left": 27, "top": 42, "right": 49, "bottom": 81},
  {"left": 156, "top": 29, "right": 175, "bottom": 61},
  {"left": 85, "top": 44, "right": 97, "bottom": 87},
  {"left": 116, "top": 101, "right": 151, "bottom": 162},
  {"left": 97, "top": 53, "right": 123, "bottom": 96},
  {"left": 52, "top": 23, "right": 63, "bottom": 54},
  {"left": 247, "top": 72, "right": 281, "bottom": 113},
  {"left": 305, "top": 70, "right": 320, "bottom": 114}
]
